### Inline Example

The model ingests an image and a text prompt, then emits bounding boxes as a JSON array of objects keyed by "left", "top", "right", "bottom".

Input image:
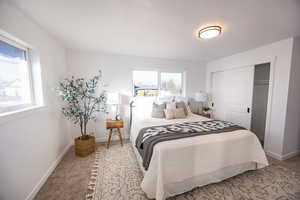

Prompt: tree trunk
[
  {"left": 80, "top": 121, "right": 84, "bottom": 137},
  {"left": 83, "top": 119, "right": 88, "bottom": 136}
]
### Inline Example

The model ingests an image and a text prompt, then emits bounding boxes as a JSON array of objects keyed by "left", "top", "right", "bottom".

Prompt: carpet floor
[{"left": 34, "top": 141, "right": 300, "bottom": 200}]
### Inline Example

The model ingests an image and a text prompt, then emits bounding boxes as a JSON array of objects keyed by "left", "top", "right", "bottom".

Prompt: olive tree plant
[{"left": 57, "top": 71, "right": 107, "bottom": 139}]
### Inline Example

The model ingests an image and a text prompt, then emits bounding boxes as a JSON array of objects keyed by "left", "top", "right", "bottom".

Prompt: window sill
[{"left": 0, "top": 105, "right": 48, "bottom": 125}]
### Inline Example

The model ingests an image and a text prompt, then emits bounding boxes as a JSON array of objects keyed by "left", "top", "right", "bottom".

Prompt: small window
[
  {"left": 132, "top": 71, "right": 184, "bottom": 97},
  {"left": 0, "top": 37, "right": 34, "bottom": 113},
  {"left": 133, "top": 71, "right": 159, "bottom": 97},
  {"left": 160, "top": 72, "right": 183, "bottom": 96}
]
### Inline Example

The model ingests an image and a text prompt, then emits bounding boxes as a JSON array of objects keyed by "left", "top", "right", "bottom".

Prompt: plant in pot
[
  {"left": 57, "top": 71, "right": 107, "bottom": 157},
  {"left": 202, "top": 106, "right": 211, "bottom": 114}
]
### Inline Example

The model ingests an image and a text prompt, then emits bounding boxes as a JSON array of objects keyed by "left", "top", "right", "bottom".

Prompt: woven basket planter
[{"left": 74, "top": 135, "right": 96, "bottom": 157}]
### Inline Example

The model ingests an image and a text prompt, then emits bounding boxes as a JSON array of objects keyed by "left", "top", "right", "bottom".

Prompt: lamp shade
[
  {"left": 194, "top": 92, "right": 208, "bottom": 102},
  {"left": 107, "top": 92, "right": 120, "bottom": 105}
]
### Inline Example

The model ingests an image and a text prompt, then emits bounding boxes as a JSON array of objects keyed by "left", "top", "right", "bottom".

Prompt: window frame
[
  {"left": 0, "top": 34, "right": 36, "bottom": 114},
  {"left": 132, "top": 70, "right": 185, "bottom": 97}
]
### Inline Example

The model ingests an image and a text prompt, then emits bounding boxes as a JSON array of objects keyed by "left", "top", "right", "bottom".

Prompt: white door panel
[
  {"left": 211, "top": 66, "right": 254, "bottom": 129},
  {"left": 211, "top": 71, "right": 225, "bottom": 120}
]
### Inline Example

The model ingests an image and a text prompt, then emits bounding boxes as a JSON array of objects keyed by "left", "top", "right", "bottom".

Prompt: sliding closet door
[
  {"left": 212, "top": 66, "right": 254, "bottom": 129},
  {"left": 224, "top": 66, "right": 254, "bottom": 129},
  {"left": 212, "top": 71, "right": 226, "bottom": 120}
]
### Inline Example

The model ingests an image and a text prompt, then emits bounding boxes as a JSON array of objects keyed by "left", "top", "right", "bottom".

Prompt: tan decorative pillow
[
  {"left": 173, "top": 108, "right": 186, "bottom": 119},
  {"left": 164, "top": 109, "right": 175, "bottom": 120},
  {"left": 166, "top": 103, "right": 176, "bottom": 110}
]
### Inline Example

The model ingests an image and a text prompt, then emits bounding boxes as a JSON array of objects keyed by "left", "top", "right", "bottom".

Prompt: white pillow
[
  {"left": 132, "top": 97, "right": 155, "bottom": 120},
  {"left": 175, "top": 96, "right": 188, "bottom": 103},
  {"left": 156, "top": 96, "right": 173, "bottom": 104}
]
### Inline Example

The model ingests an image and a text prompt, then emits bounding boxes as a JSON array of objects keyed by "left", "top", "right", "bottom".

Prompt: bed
[{"left": 130, "top": 100, "right": 268, "bottom": 200}]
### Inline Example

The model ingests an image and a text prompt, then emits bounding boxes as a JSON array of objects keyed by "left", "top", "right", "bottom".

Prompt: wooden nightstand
[
  {"left": 106, "top": 120, "right": 124, "bottom": 148},
  {"left": 197, "top": 113, "right": 211, "bottom": 118}
]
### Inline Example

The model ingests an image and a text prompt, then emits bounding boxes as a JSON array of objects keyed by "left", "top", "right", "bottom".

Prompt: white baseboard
[
  {"left": 281, "top": 149, "right": 300, "bottom": 160},
  {"left": 96, "top": 137, "right": 108, "bottom": 142},
  {"left": 266, "top": 151, "right": 282, "bottom": 160},
  {"left": 266, "top": 150, "right": 300, "bottom": 161},
  {"left": 25, "top": 142, "right": 73, "bottom": 200}
]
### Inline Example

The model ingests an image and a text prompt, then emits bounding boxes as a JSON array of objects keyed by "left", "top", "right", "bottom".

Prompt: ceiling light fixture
[{"left": 198, "top": 25, "right": 222, "bottom": 39}]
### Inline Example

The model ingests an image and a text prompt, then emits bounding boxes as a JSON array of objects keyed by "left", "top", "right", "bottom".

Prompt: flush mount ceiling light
[{"left": 198, "top": 25, "right": 222, "bottom": 39}]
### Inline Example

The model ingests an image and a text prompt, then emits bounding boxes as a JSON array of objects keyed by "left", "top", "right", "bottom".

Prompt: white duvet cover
[{"left": 131, "top": 114, "right": 269, "bottom": 200}]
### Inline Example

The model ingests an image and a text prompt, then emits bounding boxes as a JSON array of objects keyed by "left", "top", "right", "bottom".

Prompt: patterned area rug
[{"left": 86, "top": 143, "right": 300, "bottom": 200}]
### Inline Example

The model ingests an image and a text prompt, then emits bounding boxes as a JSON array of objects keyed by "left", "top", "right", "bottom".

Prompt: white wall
[
  {"left": 206, "top": 38, "right": 294, "bottom": 159},
  {"left": 283, "top": 37, "right": 300, "bottom": 157},
  {"left": 67, "top": 50, "right": 206, "bottom": 141},
  {"left": 0, "top": 1, "right": 71, "bottom": 200}
]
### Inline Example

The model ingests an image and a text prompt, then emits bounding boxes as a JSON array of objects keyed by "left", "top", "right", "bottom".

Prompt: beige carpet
[
  {"left": 33, "top": 141, "right": 300, "bottom": 200},
  {"left": 86, "top": 143, "right": 300, "bottom": 200}
]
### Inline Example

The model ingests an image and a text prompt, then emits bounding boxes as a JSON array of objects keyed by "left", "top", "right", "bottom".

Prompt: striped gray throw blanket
[{"left": 135, "top": 120, "right": 245, "bottom": 170}]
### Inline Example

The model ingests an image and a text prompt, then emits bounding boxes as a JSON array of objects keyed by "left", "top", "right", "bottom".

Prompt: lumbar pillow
[
  {"left": 151, "top": 103, "right": 166, "bottom": 118},
  {"left": 176, "top": 101, "right": 188, "bottom": 115},
  {"left": 164, "top": 108, "right": 175, "bottom": 120},
  {"left": 173, "top": 108, "right": 186, "bottom": 119}
]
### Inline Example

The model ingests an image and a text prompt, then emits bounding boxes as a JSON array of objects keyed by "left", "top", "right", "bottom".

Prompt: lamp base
[{"left": 115, "top": 114, "right": 121, "bottom": 120}]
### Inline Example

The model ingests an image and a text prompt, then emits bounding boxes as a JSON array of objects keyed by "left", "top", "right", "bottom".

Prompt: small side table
[
  {"left": 106, "top": 120, "right": 124, "bottom": 149},
  {"left": 197, "top": 113, "right": 211, "bottom": 118}
]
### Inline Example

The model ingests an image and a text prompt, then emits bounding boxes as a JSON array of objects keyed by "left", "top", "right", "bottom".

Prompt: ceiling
[{"left": 11, "top": 0, "right": 300, "bottom": 62}]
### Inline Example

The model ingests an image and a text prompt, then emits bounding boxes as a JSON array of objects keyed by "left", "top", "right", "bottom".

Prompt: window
[
  {"left": 133, "top": 71, "right": 184, "bottom": 97},
  {"left": 133, "top": 71, "right": 159, "bottom": 97},
  {"left": 160, "top": 72, "right": 183, "bottom": 96},
  {"left": 0, "top": 36, "right": 34, "bottom": 113}
]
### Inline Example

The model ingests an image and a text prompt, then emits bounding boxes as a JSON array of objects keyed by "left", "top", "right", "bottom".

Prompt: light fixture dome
[{"left": 198, "top": 26, "right": 222, "bottom": 39}]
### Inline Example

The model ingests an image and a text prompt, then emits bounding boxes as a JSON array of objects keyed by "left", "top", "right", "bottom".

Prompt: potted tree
[{"left": 57, "top": 71, "right": 107, "bottom": 157}]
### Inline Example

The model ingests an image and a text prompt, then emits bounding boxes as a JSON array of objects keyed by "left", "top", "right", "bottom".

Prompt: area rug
[{"left": 86, "top": 143, "right": 300, "bottom": 200}]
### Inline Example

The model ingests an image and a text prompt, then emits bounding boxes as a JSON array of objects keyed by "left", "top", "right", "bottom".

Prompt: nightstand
[
  {"left": 106, "top": 120, "right": 124, "bottom": 148},
  {"left": 197, "top": 113, "right": 211, "bottom": 118}
]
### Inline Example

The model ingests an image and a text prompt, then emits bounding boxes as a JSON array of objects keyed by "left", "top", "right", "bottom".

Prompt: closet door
[
  {"left": 211, "top": 71, "right": 226, "bottom": 120},
  {"left": 212, "top": 66, "right": 254, "bottom": 129},
  {"left": 224, "top": 66, "right": 254, "bottom": 129}
]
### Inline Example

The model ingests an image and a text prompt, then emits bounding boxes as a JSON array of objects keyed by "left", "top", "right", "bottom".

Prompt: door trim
[{"left": 263, "top": 58, "right": 276, "bottom": 153}]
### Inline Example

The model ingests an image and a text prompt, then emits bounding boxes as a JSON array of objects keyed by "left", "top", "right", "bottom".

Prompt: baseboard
[
  {"left": 266, "top": 151, "right": 282, "bottom": 160},
  {"left": 25, "top": 141, "right": 73, "bottom": 200},
  {"left": 281, "top": 150, "right": 300, "bottom": 160},
  {"left": 266, "top": 150, "right": 300, "bottom": 161}
]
